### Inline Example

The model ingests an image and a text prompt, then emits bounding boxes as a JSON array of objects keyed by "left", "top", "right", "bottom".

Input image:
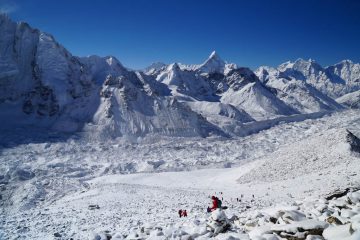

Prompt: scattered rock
[
  {"left": 88, "top": 204, "right": 100, "bottom": 210},
  {"left": 326, "top": 216, "right": 343, "bottom": 225},
  {"left": 325, "top": 188, "right": 351, "bottom": 201}
]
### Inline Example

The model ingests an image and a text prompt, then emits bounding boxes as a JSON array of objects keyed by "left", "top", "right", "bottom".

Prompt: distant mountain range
[{"left": 0, "top": 14, "right": 359, "bottom": 139}]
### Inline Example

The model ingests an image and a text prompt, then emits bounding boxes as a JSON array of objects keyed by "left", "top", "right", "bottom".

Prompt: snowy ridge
[
  {"left": 0, "top": 14, "right": 360, "bottom": 140},
  {"left": 336, "top": 90, "right": 360, "bottom": 108},
  {"left": 255, "top": 66, "right": 344, "bottom": 113},
  {"left": 256, "top": 58, "right": 360, "bottom": 99}
]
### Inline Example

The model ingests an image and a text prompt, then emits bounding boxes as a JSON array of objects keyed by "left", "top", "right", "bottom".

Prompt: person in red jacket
[{"left": 207, "top": 196, "right": 219, "bottom": 212}]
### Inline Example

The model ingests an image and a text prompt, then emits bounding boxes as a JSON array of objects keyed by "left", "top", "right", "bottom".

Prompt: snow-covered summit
[
  {"left": 80, "top": 55, "right": 127, "bottom": 85},
  {"left": 197, "top": 51, "right": 226, "bottom": 74},
  {"left": 143, "top": 62, "right": 167, "bottom": 75}
]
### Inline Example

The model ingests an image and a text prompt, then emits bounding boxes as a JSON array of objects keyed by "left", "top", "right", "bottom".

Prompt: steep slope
[
  {"left": 80, "top": 60, "right": 227, "bottom": 139},
  {"left": 0, "top": 15, "right": 228, "bottom": 139},
  {"left": 0, "top": 14, "right": 93, "bottom": 129},
  {"left": 2, "top": 14, "right": 360, "bottom": 139},
  {"left": 277, "top": 58, "right": 346, "bottom": 98},
  {"left": 143, "top": 62, "right": 167, "bottom": 75},
  {"left": 152, "top": 56, "right": 297, "bottom": 122},
  {"left": 80, "top": 55, "right": 128, "bottom": 85},
  {"left": 197, "top": 51, "right": 226, "bottom": 74},
  {"left": 326, "top": 60, "right": 360, "bottom": 94},
  {"left": 270, "top": 58, "right": 360, "bottom": 99},
  {"left": 179, "top": 51, "right": 237, "bottom": 75},
  {"left": 237, "top": 128, "right": 359, "bottom": 184},
  {"left": 220, "top": 68, "right": 298, "bottom": 120},
  {"left": 256, "top": 66, "right": 344, "bottom": 113},
  {"left": 155, "top": 63, "right": 217, "bottom": 101}
]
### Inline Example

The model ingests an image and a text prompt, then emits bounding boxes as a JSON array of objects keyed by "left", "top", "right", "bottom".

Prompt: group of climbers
[
  {"left": 178, "top": 209, "right": 188, "bottom": 218},
  {"left": 178, "top": 195, "right": 226, "bottom": 218}
]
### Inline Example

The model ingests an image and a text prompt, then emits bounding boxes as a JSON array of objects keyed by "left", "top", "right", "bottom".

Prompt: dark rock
[
  {"left": 16, "top": 169, "right": 35, "bottom": 181},
  {"left": 325, "top": 188, "right": 350, "bottom": 200},
  {"left": 88, "top": 204, "right": 100, "bottom": 210},
  {"left": 326, "top": 216, "right": 343, "bottom": 225},
  {"left": 54, "top": 232, "right": 61, "bottom": 237},
  {"left": 346, "top": 129, "right": 360, "bottom": 153},
  {"left": 269, "top": 217, "right": 278, "bottom": 224}
]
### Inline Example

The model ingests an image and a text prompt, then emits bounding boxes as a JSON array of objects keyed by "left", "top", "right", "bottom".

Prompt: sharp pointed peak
[
  {"left": 168, "top": 62, "right": 180, "bottom": 71},
  {"left": 105, "top": 56, "right": 124, "bottom": 68},
  {"left": 207, "top": 50, "right": 223, "bottom": 62},
  {"left": 209, "top": 50, "right": 218, "bottom": 58}
]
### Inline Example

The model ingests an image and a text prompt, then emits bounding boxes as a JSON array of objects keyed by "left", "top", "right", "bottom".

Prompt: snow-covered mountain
[
  {"left": 257, "top": 58, "right": 360, "bottom": 99},
  {"left": 2, "top": 15, "right": 360, "bottom": 240},
  {"left": 336, "top": 89, "right": 360, "bottom": 108},
  {"left": 178, "top": 51, "right": 237, "bottom": 75},
  {"left": 255, "top": 66, "right": 344, "bottom": 113},
  {"left": 0, "top": 15, "right": 227, "bottom": 138},
  {"left": 327, "top": 59, "right": 360, "bottom": 94},
  {"left": 143, "top": 62, "right": 167, "bottom": 75},
  {"left": 196, "top": 51, "right": 226, "bottom": 74},
  {"left": 1, "top": 14, "right": 360, "bottom": 139},
  {"left": 0, "top": 14, "right": 92, "bottom": 127}
]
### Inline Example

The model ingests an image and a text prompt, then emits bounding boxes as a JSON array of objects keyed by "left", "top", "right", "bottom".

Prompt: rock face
[
  {"left": 0, "top": 15, "right": 92, "bottom": 118},
  {"left": 346, "top": 130, "right": 360, "bottom": 153}
]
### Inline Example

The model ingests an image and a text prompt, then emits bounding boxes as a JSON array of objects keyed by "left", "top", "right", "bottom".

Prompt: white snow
[
  {"left": 1, "top": 109, "right": 360, "bottom": 239},
  {"left": 2, "top": 13, "right": 360, "bottom": 240}
]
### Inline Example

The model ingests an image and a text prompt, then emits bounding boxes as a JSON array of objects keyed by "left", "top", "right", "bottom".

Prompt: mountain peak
[
  {"left": 143, "top": 62, "right": 167, "bottom": 74},
  {"left": 105, "top": 56, "right": 124, "bottom": 68},
  {"left": 209, "top": 50, "right": 219, "bottom": 59},
  {"left": 198, "top": 51, "right": 226, "bottom": 74},
  {"left": 168, "top": 62, "right": 180, "bottom": 71},
  {"left": 340, "top": 59, "right": 353, "bottom": 65},
  {"left": 207, "top": 50, "right": 224, "bottom": 62}
]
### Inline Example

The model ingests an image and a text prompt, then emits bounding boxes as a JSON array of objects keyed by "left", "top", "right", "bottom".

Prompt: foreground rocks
[{"left": 93, "top": 188, "right": 360, "bottom": 239}]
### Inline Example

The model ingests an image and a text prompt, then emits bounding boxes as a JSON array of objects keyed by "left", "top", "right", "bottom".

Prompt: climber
[
  {"left": 207, "top": 196, "right": 220, "bottom": 212},
  {"left": 178, "top": 209, "right": 183, "bottom": 218}
]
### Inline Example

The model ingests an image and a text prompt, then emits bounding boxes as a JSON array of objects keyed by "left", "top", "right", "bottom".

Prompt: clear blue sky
[{"left": 3, "top": 0, "right": 360, "bottom": 69}]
